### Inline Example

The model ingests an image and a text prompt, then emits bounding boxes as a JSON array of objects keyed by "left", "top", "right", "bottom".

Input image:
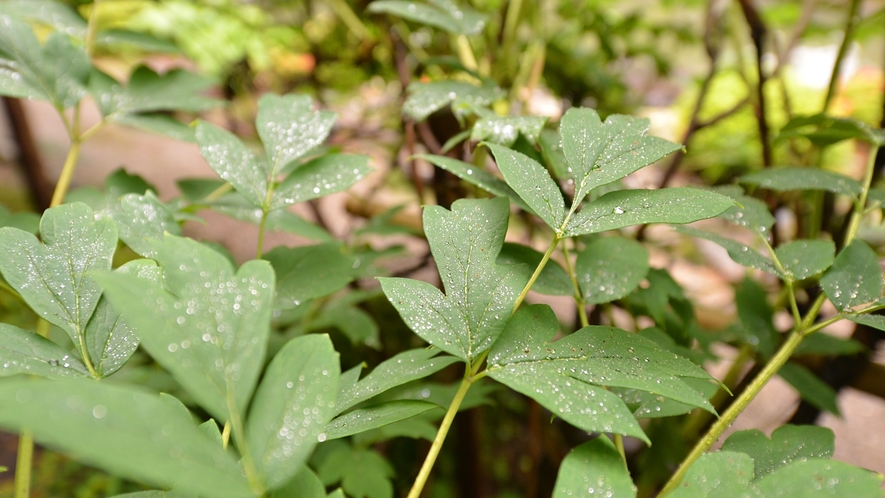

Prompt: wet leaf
[
  {"left": 0, "top": 323, "right": 89, "bottom": 379},
  {"left": 717, "top": 192, "right": 775, "bottom": 236},
  {"left": 96, "top": 234, "right": 275, "bottom": 422},
  {"left": 486, "top": 143, "right": 566, "bottom": 231},
  {"left": 368, "top": 0, "right": 486, "bottom": 35},
  {"left": 401, "top": 80, "right": 504, "bottom": 122},
  {"left": 676, "top": 226, "right": 777, "bottom": 276},
  {"left": 256, "top": 93, "right": 337, "bottom": 177},
  {"left": 669, "top": 451, "right": 754, "bottom": 497},
  {"left": 844, "top": 313, "right": 885, "bottom": 332},
  {"left": 566, "top": 188, "right": 734, "bottom": 236},
  {"left": 247, "top": 334, "right": 339, "bottom": 491},
  {"left": 616, "top": 377, "right": 719, "bottom": 419},
  {"left": 322, "top": 400, "right": 440, "bottom": 440},
  {"left": 90, "top": 66, "right": 220, "bottom": 117},
  {"left": 497, "top": 242, "right": 572, "bottom": 296},
  {"left": 577, "top": 236, "right": 649, "bottom": 304},
  {"left": 740, "top": 167, "right": 863, "bottom": 198},
  {"left": 722, "top": 425, "right": 835, "bottom": 479},
  {"left": 314, "top": 441, "right": 394, "bottom": 498},
  {"left": 265, "top": 243, "right": 356, "bottom": 309},
  {"left": 0, "top": 203, "right": 117, "bottom": 357},
  {"left": 415, "top": 154, "right": 533, "bottom": 213},
  {"left": 552, "top": 437, "right": 637, "bottom": 498},
  {"left": 752, "top": 458, "right": 885, "bottom": 495},
  {"left": 777, "top": 114, "right": 885, "bottom": 147},
  {"left": 269, "top": 466, "right": 326, "bottom": 498},
  {"left": 778, "top": 362, "right": 840, "bottom": 415},
  {"left": 379, "top": 198, "right": 527, "bottom": 362},
  {"left": 427, "top": 0, "right": 488, "bottom": 34},
  {"left": 109, "top": 192, "right": 181, "bottom": 258},
  {"left": 85, "top": 260, "right": 161, "bottom": 377},
  {"left": 113, "top": 113, "right": 196, "bottom": 142},
  {"left": 775, "top": 240, "right": 835, "bottom": 282},
  {"left": 0, "top": 378, "right": 253, "bottom": 497},
  {"left": 0, "top": 1, "right": 85, "bottom": 36},
  {"left": 560, "top": 108, "right": 682, "bottom": 205},
  {"left": 271, "top": 154, "right": 370, "bottom": 209},
  {"left": 471, "top": 115, "right": 547, "bottom": 146},
  {"left": 821, "top": 240, "right": 882, "bottom": 311},
  {"left": 335, "top": 348, "right": 459, "bottom": 413},
  {"left": 539, "top": 129, "right": 570, "bottom": 180}
]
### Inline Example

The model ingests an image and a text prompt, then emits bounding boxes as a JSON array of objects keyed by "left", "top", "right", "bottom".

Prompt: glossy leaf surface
[
  {"left": 196, "top": 121, "right": 268, "bottom": 207},
  {"left": 247, "top": 335, "right": 339, "bottom": 491},
  {"left": 576, "top": 236, "right": 649, "bottom": 304},
  {"left": 271, "top": 154, "right": 370, "bottom": 209},
  {"left": 821, "top": 240, "right": 882, "bottom": 311},
  {"left": 401, "top": 80, "right": 504, "bottom": 121},
  {"left": 487, "top": 143, "right": 566, "bottom": 230},
  {"left": 322, "top": 400, "right": 440, "bottom": 440},
  {"left": 740, "top": 167, "right": 862, "bottom": 197},
  {"left": 256, "top": 93, "right": 336, "bottom": 176},
  {"left": 415, "top": 154, "right": 532, "bottom": 213},
  {"left": 566, "top": 188, "right": 734, "bottom": 236},
  {"left": 775, "top": 240, "right": 835, "bottom": 282},
  {"left": 0, "top": 323, "right": 89, "bottom": 379},
  {"left": 722, "top": 425, "right": 835, "bottom": 479},
  {"left": 497, "top": 243, "right": 572, "bottom": 296},
  {"left": 552, "top": 437, "right": 637, "bottom": 498},
  {"left": 676, "top": 226, "right": 777, "bottom": 275},
  {"left": 380, "top": 198, "right": 527, "bottom": 362}
]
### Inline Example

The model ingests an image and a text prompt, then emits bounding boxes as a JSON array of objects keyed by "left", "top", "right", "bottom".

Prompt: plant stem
[
  {"left": 14, "top": 429, "right": 33, "bottom": 498},
  {"left": 844, "top": 145, "right": 880, "bottom": 243},
  {"left": 221, "top": 421, "right": 231, "bottom": 449},
  {"left": 256, "top": 209, "right": 269, "bottom": 259},
  {"left": 513, "top": 236, "right": 561, "bottom": 313},
  {"left": 759, "top": 235, "right": 801, "bottom": 325},
  {"left": 50, "top": 136, "right": 80, "bottom": 207},
  {"left": 823, "top": 0, "right": 861, "bottom": 112},
  {"left": 226, "top": 393, "right": 263, "bottom": 494},
  {"left": 561, "top": 241, "right": 589, "bottom": 327},
  {"left": 407, "top": 369, "right": 473, "bottom": 498},
  {"left": 455, "top": 35, "right": 479, "bottom": 73}
]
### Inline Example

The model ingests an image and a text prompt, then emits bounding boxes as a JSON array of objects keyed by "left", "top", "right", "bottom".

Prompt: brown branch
[
  {"left": 737, "top": 0, "right": 773, "bottom": 167},
  {"left": 3, "top": 98, "right": 52, "bottom": 211}
]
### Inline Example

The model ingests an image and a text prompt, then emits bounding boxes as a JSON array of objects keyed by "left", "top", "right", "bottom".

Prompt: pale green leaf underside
[
  {"left": 577, "top": 236, "right": 649, "bottom": 304},
  {"left": 740, "top": 167, "right": 863, "bottom": 198},
  {"left": 820, "top": 240, "right": 882, "bottom": 311},
  {"left": 566, "top": 188, "right": 735, "bottom": 236},
  {"left": 415, "top": 154, "right": 533, "bottom": 213},
  {"left": 256, "top": 93, "right": 337, "bottom": 177},
  {"left": 486, "top": 142, "right": 566, "bottom": 231},
  {"left": 0, "top": 323, "right": 89, "bottom": 379},
  {"left": 322, "top": 400, "right": 440, "bottom": 441},
  {"left": 552, "top": 437, "right": 637, "bottom": 498},
  {"left": 97, "top": 235, "right": 275, "bottom": 422},
  {"left": 0, "top": 379, "right": 253, "bottom": 498},
  {"left": 247, "top": 334, "right": 340, "bottom": 491}
]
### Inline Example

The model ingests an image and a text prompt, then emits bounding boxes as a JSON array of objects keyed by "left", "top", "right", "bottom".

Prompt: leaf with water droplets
[
  {"left": 717, "top": 190, "right": 775, "bottom": 235},
  {"left": 821, "top": 240, "right": 882, "bottom": 311},
  {"left": 401, "top": 80, "right": 504, "bottom": 122},
  {"left": 0, "top": 378, "right": 253, "bottom": 497},
  {"left": 777, "top": 113, "right": 885, "bottom": 147},
  {"left": 488, "top": 306, "right": 717, "bottom": 443},
  {"left": 368, "top": 0, "right": 486, "bottom": 35},
  {"left": 84, "top": 260, "right": 161, "bottom": 377},
  {"left": 552, "top": 437, "right": 637, "bottom": 498},
  {"left": 266, "top": 243, "right": 356, "bottom": 309},
  {"left": 560, "top": 108, "right": 682, "bottom": 205},
  {"left": 676, "top": 226, "right": 778, "bottom": 276},
  {"left": 246, "top": 334, "right": 340, "bottom": 491},
  {"left": 196, "top": 121, "right": 268, "bottom": 207},
  {"left": 0, "top": 1, "right": 86, "bottom": 36},
  {"left": 0, "top": 203, "right": 117, "bottom": 359},
  {"left": 271, "top": 154, "right": 370, "bottom": 210},
  {"left": 415, "top": 154, "right": 533, "bottom": 213},
  {"left": 0, "top": 16, "right": 89, "bottom": 109},
  {"left": 323, "top": 400, "right": 440, "bottom": 440},
  {"left": 427, "top": 0, "right": 488, "bottom": 34},
  {"left": 497, "top": 243, "right": 572, "bottom": 296},
  {"left": 0, "top": 323, "right": 89, "bottom": 379},
  {"left": 335, "top": 348, "right": 459, "bottom": 414},
  {"left": 566, "top": 188, "right": 734, "bottom": 236},
  {"left": 775, "top": 240, "right": 835, "bottom": 282},
  {"left": 379, "top": 198, "right": 527, "bottom": 363},
  {"left": 577, "top": 236, "right": 649, "bottom": 304},
  {"left": 486, "top": 143, "right": 566, "bottom": 231},
  {"left": 256, "top": 93, "right": 337, "bottom": 177},
  {"left": 108, "top": 192, "right": 181, "bottom": 258},
  {"left": 95, "top": 234, "right": 275, "bottom": 423},
  {"left": 778, "top": 362, "right": 840, "bottom": 415},
  {"left": 752, "top": 458, "right": 885, "bottom": 495},
  {"left": 722, "top": 425, "right": 834, "bottom": 479},
  {"left": 471, "top": 115, "right": 547, "bottom": 146},
  {"left": 207, "top": 190, "right": 333, "bottom": 242},
  {"left": 90, "top": 66, "right": 220, "bottom": 118},
  {"left": 616, "top": 377, "right": 719, "bottom": 419},
  {"left": 669, "top": 451, "right": 754, "bottom": 497},
  {"left": 740, "top": 167, "right": 863, "bottom": 198}
]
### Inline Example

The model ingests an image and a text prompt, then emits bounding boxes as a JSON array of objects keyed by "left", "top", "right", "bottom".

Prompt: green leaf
[
  {"left": 271, "top": 154, "right": 370, "bottom": 209},
  {"left": 379, "top": 198, "right": 527, "bottom": 362},
  {"left": 741, "top": 167, "right": 864, "bottom": 198},
  {"left": 0, "top": 203, "right": 117, "bottom": 354},
  {"left": 820, "top": 240, "right": 882, "bottom": 311},
  {"left": 0, "top": 379, "right": 253, "bottom": 498},
  {"left": 94, "top": 30, "right": 179, "bottom": 53},
  {"left": 335, "top": 348, "right": 459, "bottom": 413},
  {"left": 577, "top": 236, "right": 649, "bottom": 304},
  {"left": 777, "top": 113, "right": 884, "bottom": 147},
  {"left": 775, "top": 240, "right": 835, "bottom": 281},
  {"left": 0, "top": 205, "right": 39, "bottom": 234},
  {"left": 552, "top": 437, "right": 637, "bottom": 498},
  {"left": 753, "top": 458, "right": 885, "bottom": 495},
  {"left": 113, "top": 113, "right": 196, "bottom": 142},
  {"left": 844, "top": 313, "right": 885, "bottom": 332},
  {"left": 85, "top": 260, "right": 161, "bottom": 377},
  {"left": 717, "top": 191, "right": 775, "bottom": 235},
  {"left": 497, "top": 242, "right": 572, "bottom": 296},
  {"left": 108, "top": 192, "right": 181, "bottom": 258},
  {"left": 778, "top": 362, "right": 840, "bottom": 415},
  {"left": 427, "top": 0, "right": 488, "bottom": 34},
  {"left": 247, "top": 335, "right": 340, "bottom": 491},
  {"left": 0, "top": 18, "right": 89, "bottom": 109},
  {"left": 208, "top": 192, "right": 332, "bottom": 241},
  {"left": 669, "top": 451, "right": 754, "bottom": 497},
  {"left": 269, "top": 466, "right": 326, "bottom": 498},
  {"left": 415, "top": 154, "right": 532, "bottom": 213},
  {"left": 309, "top": 305, "right": 380, "bottom": 349},
  {"left": 369, "top": 0, "right": 486, "bottom": 35},
  {"left": 323, "top": 400, "right": 440, "bottom": 440},
  {"left": 96, "top": 235, "right": 275, "bottom": 422},
  {"left": 256, "top": 93, "right": 337, "bottom": 177},
  {"left": 0, "top": 1, "right": 86, "bottom": 36},
  {"left": 560, "top": 108, "right": 682, "bottom": 205},
  {"left": 314, "top": 441, "right": 394, "bottom": 498},
  {"left": 566, "top": 188, "right": 734, "bottom": 236},
  {"left": 794, "top": 332, "right": 865, "bottom": 356},
  {"left": 616, "top": 377, "right": 719, "bottom": 419},
  {"left": 91, "top": 66, "right": 220, "bottom": 117},
  {"left": 676, "top": 226, "right": 777, "bottom": 276},
  {"left": 471, "top": 115, "right": 547, "bottom": 146},
  {"left": 722, "top": 425, "right": 835, "bottom": 479},
  {"left": 401, "top": 80, "right": 504, "bottom": 122},
  {"left": 486, "top": 143, "right": 566, "bottom": 231},
  {"left": 196, "top": 121, "right": 268, "bottom": 207},
  {"left": 0, "top": 323, "right": 89, "bottom": 379},
  {"left": 539, "top": 129, "right": 570, "bottom": 180},
  {"left": 265, "top": 243, "right": 355, "bottom": 309}
]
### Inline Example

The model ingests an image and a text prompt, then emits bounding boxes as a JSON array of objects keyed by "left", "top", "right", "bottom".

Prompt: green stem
[
  {"left": 500, "top": 0, "right": 525, "bottom": 79},
  {"left": 50, "top": 135, "right": 80, "bottom": 207},
  {"left": 221, "top": 421, "right": 231, "bottom": 449},
  {"left": 759, "top": 235, "right": 801, "bottom": 325},
  {"left": 822, "top": 0, "right": 861, "bottom": 112},
  {"left": 256, "top": 209, "right": 269, "bottom": 259},
  {"left": 844, "top": 144, "right": 880, "bottom": 243},
  {"left": 226, "top": 392, "right": 263, "bottom": 495},
  {"left": 513, "top": 236, "right": 561, "bottom": 313},
  {"left": 455, "top": 35, "right": 479, "bottom": 73},
  {"left": 561, "top": 241, "right": 589, "bottom": 327},
  {"left": 326, "top": 0, "right": 371, "bottom": 42},
  {"left": 681, "top": 344, "right": 754, "bottom": 439},
  {"left": 407, "top": 369, "right": 473, "bottom": 498},
  {"left": 14, "top": 429, "right": 33, "bottom": 498}
]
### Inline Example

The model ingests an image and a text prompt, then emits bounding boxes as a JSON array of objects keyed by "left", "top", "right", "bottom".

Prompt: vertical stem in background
[
  {"left": 13, "top": 430, "right": 33, "bottom": 498},
  {"left": 736, "top": 0, "right": 773, "bottom": 167},
  {"left": 513, "top": 236, "right": 561, "bottom": 313},
  {"left": 561, "top": 241, "right": 589, "bottom": 327},
  {"left": 823, "top": 0, "right": 862, "bottom": 112},
  {"left": 256, "top": 209, "right": 269, "bottom": 259},
  {"left": 49, "top": 130, "right": 81, "bottom": 208}
]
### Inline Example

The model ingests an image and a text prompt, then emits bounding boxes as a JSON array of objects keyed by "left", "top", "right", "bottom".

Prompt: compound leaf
[
  {"left": 0, "top": 323, "right": 89, "bottom": 379},
  {"left": 740, "top": 167, "right": 862, "bottom": 198},
  {"left": 722, "top": 425, "right": 834, "bottom": 479},
  {"left": 415, "top": 154, "right": 532, "bottom": 213},
  {"left": 322, "top": 400, "right": 440, "bottom": 441},
  {"left": 820, "top": 240, "right": 882, "bottom": 311},
  {"left": 552, "top": 437, "right": 637, "bottom": 498},
  {"left": 256, "top": 93, "right": 337, "bottom": 177},
  {"left": 775, "top": 240, "right": 835, "bottom": 282},
  {"left": 486, "top": 142, "right": 566, "bottom": 231}
]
